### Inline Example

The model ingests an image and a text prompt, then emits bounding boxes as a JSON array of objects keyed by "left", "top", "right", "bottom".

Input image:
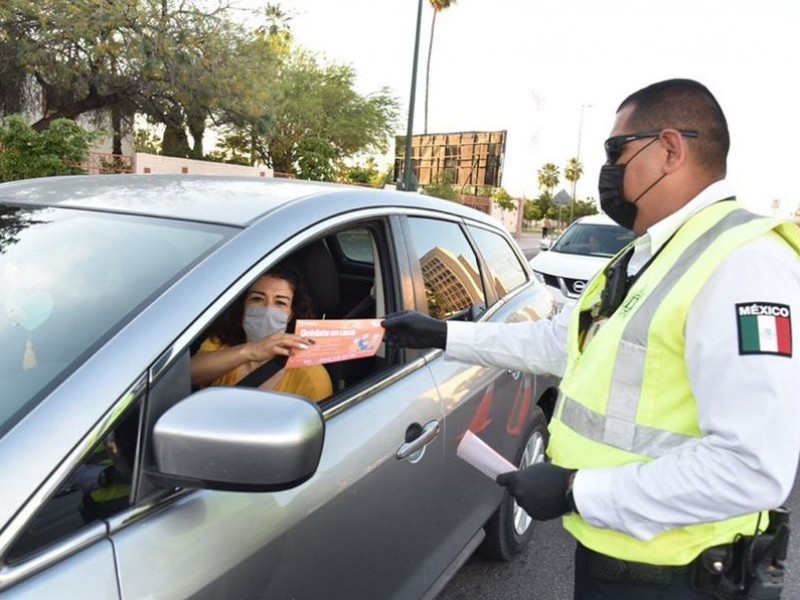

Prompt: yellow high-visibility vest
[{"left": 548, "top": 200, "right": 800, "bottom": 565}]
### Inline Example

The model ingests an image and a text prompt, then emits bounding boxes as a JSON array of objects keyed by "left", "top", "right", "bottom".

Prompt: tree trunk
[
  {"left": 111, "top": 104, "right": 123, "bottom": 156},
  {"left": 186, "top": 112, "right": 205, "bottom": 159},
  {"left": 423, "top": 11, "right": 438, "bottom": 135}
]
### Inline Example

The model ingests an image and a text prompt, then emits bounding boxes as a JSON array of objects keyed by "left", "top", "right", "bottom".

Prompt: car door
[
  {"left": 110, "top": 215, "right": 447, "bottom": 600},
  {"left": 400, "top": 215, "right": 556, "bottom": 581}
]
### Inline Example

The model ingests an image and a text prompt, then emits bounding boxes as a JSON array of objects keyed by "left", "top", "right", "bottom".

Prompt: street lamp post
[
  {"left": 569, "top": 103, "right": 593, "bottom": 222},
  {"left": 401, "top": 0, "right": 424, "bottom": 192}
]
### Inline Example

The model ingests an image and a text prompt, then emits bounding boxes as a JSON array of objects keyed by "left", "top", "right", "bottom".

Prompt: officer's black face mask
[{"left": 598, "top": 137, "right": 664, "bottom": 231}]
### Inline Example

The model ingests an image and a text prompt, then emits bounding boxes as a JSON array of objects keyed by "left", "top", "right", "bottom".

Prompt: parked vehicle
[
  {"left": 529, "top": 213, "right": 636, "bottom": 307},
  {"left": 0, "top": 175, "right": 560, "bottom": 599}
]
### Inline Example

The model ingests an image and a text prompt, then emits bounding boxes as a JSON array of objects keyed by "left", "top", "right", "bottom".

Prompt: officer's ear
[{"left": 660, "top": 129, "right": 688, "bottom": 174}]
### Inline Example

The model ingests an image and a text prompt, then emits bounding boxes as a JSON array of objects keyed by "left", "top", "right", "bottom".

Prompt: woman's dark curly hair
[{"left": 205, "top": 262, "right": 315, "bottom": 346}]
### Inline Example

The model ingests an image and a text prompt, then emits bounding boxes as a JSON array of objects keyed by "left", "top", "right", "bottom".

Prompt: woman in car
[{"left": 190, "top": 263, "right": 333, "bottom": 403}]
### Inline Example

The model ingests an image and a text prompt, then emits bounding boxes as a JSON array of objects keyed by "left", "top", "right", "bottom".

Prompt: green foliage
[
  {"left": 492, "top": 187, "right": 516, "bottom": 212},
  {"left": 0, "top": 1, "right": 396, "bottom": 175},
  {"left": 563, "top": 157, "right": 583, "bottom": 185},
  {"left": 422, "top": 170, "right": 459, "bottom": 201},
  {"left": 571, "top": 199, "right": 599, "bottom": 220},
  {"left": 225, "top": 48, "right": 399, "bottom": 178},
  {"left": 537, "top": 162, "right": 560, "bottom": 193},
  {"left": 371, "top": 165, "right": 394, "bottom": 188},
  {"left": 0, "top": 115, "right": 99, "bottom": 181},
  {"left": 295, "top": 137, "right": 338, "bottom": 181},
  {"left": 523, "top": 198, "right": 540, "bottom": 222},
  {"left": 0, "top": 0, "right": 279, "bottom": 157},
  {"left": 340, "top": 157, "right": 380, "bottom": 186},
  {"left": 134, "top": 128, "right": 161, "bottom": 155}
]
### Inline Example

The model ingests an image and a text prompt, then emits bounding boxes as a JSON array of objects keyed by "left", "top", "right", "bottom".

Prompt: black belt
[{"left": 582, "top": 545, "right": 693, "bottom": 586}]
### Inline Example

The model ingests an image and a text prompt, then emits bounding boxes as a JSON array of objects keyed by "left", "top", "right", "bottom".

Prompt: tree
[
  {"left": 0, "top": 115, "right": 99, "bottom": 181},
  {"left": 0, "top": 0, "right": 276, "bottom": 158},
  {"left": 134, "top": 127, "right": 161, "bottom": 154},
  {"left": 537, "top": 162, "right": 560, "bottom": 195},
  {"left": 492, "top": 188, "right": 516, "bottom": 212},
  {"left": 340, "top": 157, "right": 380, "bottom": 186},
  {"left": 523, "top": 198, "right": 540, "bottom": 222},
  {"left": 235, "top": 48, "right": 398, "bottom": 179},
  {"left": 424, "top": 0, "right": 457, "bottom": 134},
  {"left": 564, "top": 156, "right": 583, "bottom": 216},
  {"left": 572, "top": 198, "right": 599, "bottom": 220}
]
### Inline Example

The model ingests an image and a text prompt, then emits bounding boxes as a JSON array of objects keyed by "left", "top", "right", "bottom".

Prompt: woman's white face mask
[{"left": 242, "top": 306, "right": 290, "bottom": 342}]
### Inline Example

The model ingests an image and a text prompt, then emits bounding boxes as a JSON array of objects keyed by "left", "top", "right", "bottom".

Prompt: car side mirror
[{"left": 151, "top": 387, "right": 324, "bottom": 492}]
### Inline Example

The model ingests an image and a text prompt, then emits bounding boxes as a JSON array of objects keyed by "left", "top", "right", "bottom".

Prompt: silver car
[{"left": 0, "top": 175, "right": 559, "bottom": 599}]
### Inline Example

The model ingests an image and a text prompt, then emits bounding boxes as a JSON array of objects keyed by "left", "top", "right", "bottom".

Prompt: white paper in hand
[{"left": 456, "top": 430, "right": 517, "bottom": 480}]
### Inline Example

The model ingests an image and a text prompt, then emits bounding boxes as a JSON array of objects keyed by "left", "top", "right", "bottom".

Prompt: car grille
[{"left": 542, "top": 274, "right": 587, "bottom": 299}]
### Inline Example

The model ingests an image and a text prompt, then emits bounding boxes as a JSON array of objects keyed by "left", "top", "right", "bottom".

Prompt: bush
[
  {"left": 421, "top": 171, "right": 459, "bottom": 201},
  {"left": 0, "top": 115, "right": 101, "bottom": 182}
]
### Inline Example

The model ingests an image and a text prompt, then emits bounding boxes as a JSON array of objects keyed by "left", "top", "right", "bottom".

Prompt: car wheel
[{"left": 478, "top": 405, "right": 549, "bottom": 561}]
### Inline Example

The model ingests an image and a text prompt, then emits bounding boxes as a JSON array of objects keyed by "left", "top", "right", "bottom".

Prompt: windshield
[
  {"left": 550, "top": 223, "right": 635, "bottom": 258},
  {"left": 0, "top": 205, "right": 229, "bottom": 438}
]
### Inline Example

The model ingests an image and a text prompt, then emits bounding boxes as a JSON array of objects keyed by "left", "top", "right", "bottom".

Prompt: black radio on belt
[{"left": 692, "top": 507, "right": 790, "bottom": 600}]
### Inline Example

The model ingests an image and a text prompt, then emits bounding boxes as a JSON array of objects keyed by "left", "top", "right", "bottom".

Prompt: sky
[{"left": 233, "top": 0, "right": 799, "bottom": 217}]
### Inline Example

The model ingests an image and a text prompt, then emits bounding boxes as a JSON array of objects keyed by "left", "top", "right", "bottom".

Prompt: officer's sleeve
[
  {"left": 574, "top": 234, "right": 800, "bottom": 540},
  {"left": 444, "top": 302, "right": 572, "bottom": 377}
]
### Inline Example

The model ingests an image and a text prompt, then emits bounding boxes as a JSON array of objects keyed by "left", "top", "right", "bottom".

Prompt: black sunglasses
[{"left": 604, "top": 129, "right": 699, "bottom": 164}]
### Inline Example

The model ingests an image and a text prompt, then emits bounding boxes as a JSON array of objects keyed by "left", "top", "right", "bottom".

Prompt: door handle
[{"left": 396, "top": 420, "right": 440, "bottom": 460}]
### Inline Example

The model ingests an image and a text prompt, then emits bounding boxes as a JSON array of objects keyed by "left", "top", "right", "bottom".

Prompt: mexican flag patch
[{"left": 736, "top": 302, "right": 792, "bottom": 357}]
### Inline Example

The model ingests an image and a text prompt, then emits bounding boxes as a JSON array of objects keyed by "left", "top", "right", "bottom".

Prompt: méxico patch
[{"left": 736, "top": 302, "right": 792, "bottom": 357}]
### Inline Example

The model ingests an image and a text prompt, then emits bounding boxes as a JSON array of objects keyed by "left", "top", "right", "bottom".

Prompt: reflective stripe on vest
[{"left": 558, "top": 208, "right": 760, "bottom": 456}]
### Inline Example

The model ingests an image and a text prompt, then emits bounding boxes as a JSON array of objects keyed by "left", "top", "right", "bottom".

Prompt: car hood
[{"left": 529, "top": 250, "right": 611, "bottom": 281}]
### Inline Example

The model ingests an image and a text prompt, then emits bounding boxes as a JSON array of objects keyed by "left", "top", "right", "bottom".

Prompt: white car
[{"left": 529, "top": 214, "right": 636, "bottom": 306}]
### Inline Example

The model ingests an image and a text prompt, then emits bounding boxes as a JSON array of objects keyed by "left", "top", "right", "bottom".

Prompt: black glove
[
  {"left": 496, "top": 463, "right": 576, "bottom": 521},
  {"left": 381, "top": 310, "right": 447, "bottom": 350}
]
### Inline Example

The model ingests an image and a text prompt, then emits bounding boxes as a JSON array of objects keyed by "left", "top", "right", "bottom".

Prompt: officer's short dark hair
[{"left": 618, "top": 79, "right": 729, "bottom": 177}]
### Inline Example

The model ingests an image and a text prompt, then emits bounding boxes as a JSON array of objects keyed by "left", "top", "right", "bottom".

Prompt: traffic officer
[{"left": 382, "top": 79, "right": 800, "bottom": 599}]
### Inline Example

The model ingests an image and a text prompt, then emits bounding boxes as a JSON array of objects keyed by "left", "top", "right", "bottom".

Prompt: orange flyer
[{"left": 285, "top": 319, "right": 385, "bottom": 369}]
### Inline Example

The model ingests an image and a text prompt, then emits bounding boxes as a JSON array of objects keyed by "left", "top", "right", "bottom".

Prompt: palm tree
[
  {"left": 261, "top": 3, "right": 292, "bottom": 39},
  {"left": 537, "top": 162, "right": 560, "bottom": 194},
  {"left": 564, "top": 156, "right": 583, "bottom": 221},
  {"left": 424, "top": 0, "right": 457, "bottom": 134}
]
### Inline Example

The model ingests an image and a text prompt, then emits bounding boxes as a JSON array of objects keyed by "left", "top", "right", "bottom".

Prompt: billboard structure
[{"left": 394, "top": 130, "right": 506, "bottom": 192}]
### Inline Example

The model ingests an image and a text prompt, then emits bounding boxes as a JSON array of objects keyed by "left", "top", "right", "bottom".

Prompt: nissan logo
[{"left": 572, "top": 280, "right": 586, "bottom": 293}]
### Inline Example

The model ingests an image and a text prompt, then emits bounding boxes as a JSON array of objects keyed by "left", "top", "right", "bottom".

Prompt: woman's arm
[{"left": 190, "top": 334, "right": 313, "bottom": 387}]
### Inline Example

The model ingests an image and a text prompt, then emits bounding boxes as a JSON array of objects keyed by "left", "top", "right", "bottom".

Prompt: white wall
[{"left": 133, "top": 153, "right": 274, "bottom": 178}]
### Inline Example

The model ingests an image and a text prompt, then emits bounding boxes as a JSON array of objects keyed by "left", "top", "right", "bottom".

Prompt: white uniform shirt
[{"left": 447, "top": 180, "right": 800, "bottom": 541}]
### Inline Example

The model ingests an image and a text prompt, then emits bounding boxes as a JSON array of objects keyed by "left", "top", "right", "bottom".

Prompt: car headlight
[{"left": 532, "top": 270, "right": 545, "bottom": 284}]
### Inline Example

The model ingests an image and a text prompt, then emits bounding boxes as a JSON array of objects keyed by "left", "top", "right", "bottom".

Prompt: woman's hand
[{"left": 242, "top": 332, "right": 312, "bottom": 363}]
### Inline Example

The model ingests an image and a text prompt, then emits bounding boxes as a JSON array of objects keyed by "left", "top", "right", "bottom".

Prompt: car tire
[{"left": 478, "top": 405, "right": 549, "bottom": 561}]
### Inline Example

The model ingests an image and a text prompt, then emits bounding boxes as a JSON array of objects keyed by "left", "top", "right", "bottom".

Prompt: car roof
[
  {"left": 573, "top": 213, "right": 617, "bottom": 226},
  {"left": 0, "top": 175, "right": 494, "bottom": 227}
]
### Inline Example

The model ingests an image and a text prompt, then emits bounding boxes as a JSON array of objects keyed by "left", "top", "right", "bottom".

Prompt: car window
[
  {"left": 550, "top": 222, "right": 635, "bottom": 257},
  {"left": 0, "top": 206, "right": 230, "bottom": 440},
  {"left": 406, "top": 217, "right": 486, "bottom": 320},
  {"left": 336, "top": 228, "right": 374, "bottom": 264},
  {"left": 6, "top": 393, "right": 142, "bottom": 563},
  {"left": 467, "top": 226, "right": 528, "bottom": 300},
  {"left": 188, "top": 219, "right": 399, "bottom": 405}
]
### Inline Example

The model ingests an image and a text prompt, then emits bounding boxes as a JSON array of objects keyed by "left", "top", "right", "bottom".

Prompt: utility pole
[
  {"left": 401, "top": 0, "right": 424, "bottom": 192},
  {"left": 569, "top": 103, "right": 592, "bottom": 222}
]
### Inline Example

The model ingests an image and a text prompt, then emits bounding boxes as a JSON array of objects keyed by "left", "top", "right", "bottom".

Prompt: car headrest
[{"left": 294, "top": 241, "right": 340, "bottom": 314}]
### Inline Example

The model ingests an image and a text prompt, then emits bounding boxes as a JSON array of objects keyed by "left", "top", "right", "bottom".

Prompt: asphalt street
[
  {"left": 439, "top": 484, "right": 800, "bottom": 600},
  {"left": 439, "top": 230, "right": 800, "bottom": 599}
]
